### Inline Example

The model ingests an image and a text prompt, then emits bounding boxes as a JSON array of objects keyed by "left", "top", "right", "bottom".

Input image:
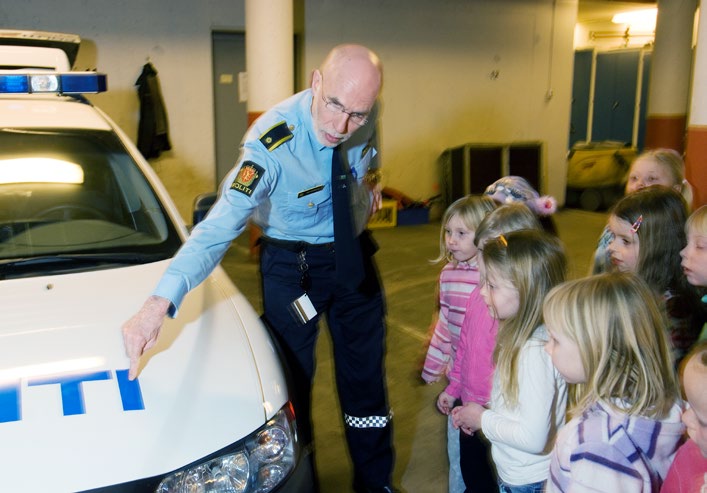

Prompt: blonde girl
[
  {"left": 608, "top": 186, "right": 701, "bottom": 363},
  {"left": 422, "top": 195, "right": 496, "bottom": 493},
  {"left": 437, "top": 203, "right": 542, "bottom": 492},
  {"left": 681, "top": 205, "right": 707, "bottom": 288},
  {"left": 471, "top": 202, "right": 541, "bottom": 246},
  {"left": 625, "top": 149, "right": 693, "bottom": 206},
  {"left": 451, "top": 229, "right": 568, "bottom": 493},
  {"left": 680, "top": 204, "right": 707, "bottom": 341},
  {"left": 543, "top": 273, "right": 683, "bottom": 492},
  {"left": 423, "top": 195, "right": 497, "bottom": 384},
  {"left": 591, "top": 148, "right": 693, "bottom": 274}
]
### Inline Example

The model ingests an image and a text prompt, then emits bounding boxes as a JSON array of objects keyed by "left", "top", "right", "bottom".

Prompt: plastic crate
[{"left": 368, "top": 199, "right": 397, "bottom": 229}]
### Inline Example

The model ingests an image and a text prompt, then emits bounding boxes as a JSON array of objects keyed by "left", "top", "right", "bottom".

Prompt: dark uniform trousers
[{"left": 259, "top": 232, "right": 394, "bottom": 490}]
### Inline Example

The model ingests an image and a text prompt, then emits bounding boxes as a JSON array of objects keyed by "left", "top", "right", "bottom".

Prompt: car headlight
[{"left": 155, "top": 404, "right": 298, "bottom": 493}]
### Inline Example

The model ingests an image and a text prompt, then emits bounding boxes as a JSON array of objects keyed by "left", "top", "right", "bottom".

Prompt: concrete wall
[
  {"left": 304, "top": 0, "right": 578, "bottom": 206},
  {"left": 1, "top": 0, "right": 578, "bottom": 219}
]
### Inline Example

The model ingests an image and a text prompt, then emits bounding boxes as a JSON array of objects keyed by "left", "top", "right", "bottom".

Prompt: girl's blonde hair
[
  {"left": 483, "top": 229, "right": 567, "bottom": 407},
  {"left": 434, "top": 195, "right": 497, "bottom": 263},
  {"left": 543, "top": 272, "right": 679, "bottom": 419},
  {"left": 610, "top": 185, "right": 689, "bottom": 295},
  {"left": 474, "top": 202, "right": 541, "bottom": 248},
  {"left": 686, "top": 204, "right": 707, "bottom": 238},
  {"left": 630, "top": 149, "right": 693, "bottom": 208}
]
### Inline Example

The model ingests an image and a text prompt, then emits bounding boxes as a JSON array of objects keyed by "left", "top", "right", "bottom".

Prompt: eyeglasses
[{"left": 319, "top": 78, "right": 369, "bottom": 126}]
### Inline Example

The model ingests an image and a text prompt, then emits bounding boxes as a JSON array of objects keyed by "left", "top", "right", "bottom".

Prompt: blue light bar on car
[{"left": 0, "top": 72, "right": 107, "bottom": 94}]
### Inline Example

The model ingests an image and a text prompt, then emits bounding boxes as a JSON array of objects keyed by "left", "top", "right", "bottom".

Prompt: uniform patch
[
  {"left": 231, "top": 161, "right": 265, "bottom": 196},
  {"left": 259, "top": 121, "right": 293, "bottom": 151}
]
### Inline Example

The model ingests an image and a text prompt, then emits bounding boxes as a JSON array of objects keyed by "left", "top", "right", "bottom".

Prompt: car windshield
[{"left": 0, "top": 127, "right": 182, "bottom": 278}]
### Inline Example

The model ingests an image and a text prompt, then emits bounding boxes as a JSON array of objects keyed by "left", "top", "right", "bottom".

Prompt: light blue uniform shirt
[{"left": 155, "top": 89, "right": 378, "bottom": 314}]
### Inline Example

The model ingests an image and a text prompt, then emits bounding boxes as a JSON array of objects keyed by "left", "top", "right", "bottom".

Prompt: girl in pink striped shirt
[
  {"left": 422, "top": 195, "right": 497, "bottom": 384},
  {"left": 422, "top": 195, "right": 496, "bottom": 493}
]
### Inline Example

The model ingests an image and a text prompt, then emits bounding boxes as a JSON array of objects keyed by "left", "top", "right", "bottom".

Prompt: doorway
[{"left": 568, "top": 48, "right": 651, "bottom": 151}]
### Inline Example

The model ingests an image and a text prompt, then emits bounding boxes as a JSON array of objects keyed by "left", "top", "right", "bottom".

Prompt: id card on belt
[{"left": 290, "top": 293, "right": 317, "bottom": 325}]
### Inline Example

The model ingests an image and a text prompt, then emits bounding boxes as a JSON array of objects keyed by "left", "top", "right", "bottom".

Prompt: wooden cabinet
[{"left": 440, "top": 142, "right": 542, "bottom": 205}]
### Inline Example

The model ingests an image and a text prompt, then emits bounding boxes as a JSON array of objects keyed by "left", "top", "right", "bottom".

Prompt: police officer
[{"left": 122, "top": 44, "right": 395, "bottom": 492}]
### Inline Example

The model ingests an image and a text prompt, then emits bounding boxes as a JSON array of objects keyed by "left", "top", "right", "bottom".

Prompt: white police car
[{"left": 0, "top": 30, "right": 312, "bottom": 492}]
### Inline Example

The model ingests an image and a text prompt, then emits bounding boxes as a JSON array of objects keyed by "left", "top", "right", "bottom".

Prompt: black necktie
[{"left": 331, "top": 146, "right": 364, "bottom": 289}]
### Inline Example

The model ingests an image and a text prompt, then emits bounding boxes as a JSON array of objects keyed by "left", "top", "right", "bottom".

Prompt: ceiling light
[{"left": 612, "top": 8, "right": 658, "bottom": 31}]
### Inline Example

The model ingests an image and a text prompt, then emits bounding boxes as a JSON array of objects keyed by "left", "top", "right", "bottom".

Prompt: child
[
  {"left": 422, "top": 194, "right": 496, "bottom": 493},
  {"left": 451, "top": 229, "right": 568, "bottom": 492},
  {"left": 661, "top": 341, "right": 707, "bottom": 493},
  {"left": 625, "top": 149, "right": 693, "bottom": 205},
  {"left": 437, "top": 203, "right": 542, "bottom": 492},
  {"left": 591, "top": 148, "right": 693, "bottom": 274},
  {"left": 608, "top": 186, "right": 701, "bottom": 363},
  {"left": 680, "top": 205, "right": 707, "bottom": 341},
  {"left": 543, "top": 273, "right": 684, "bottom": 492},
  {"left": 422, "top": 195, "right": 497, "bottom": 384},
  {"left": 484, "top": 175, "right": 558, "bottom": 235}
]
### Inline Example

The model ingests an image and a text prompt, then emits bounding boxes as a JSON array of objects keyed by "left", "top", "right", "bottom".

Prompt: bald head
[
  {"left": 320, "top": 44, "right": 383, "bottom": 92},
  {"left": 310, "top": 44, "right": 383, "bottom": 146}
]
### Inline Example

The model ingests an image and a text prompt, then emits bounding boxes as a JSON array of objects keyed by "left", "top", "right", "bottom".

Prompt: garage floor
[{"left": 220, "top": 207, "right": 608, "bottom": 493}]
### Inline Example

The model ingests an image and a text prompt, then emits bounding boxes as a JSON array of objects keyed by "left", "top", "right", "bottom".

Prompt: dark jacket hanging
[{"left": 135, "top": 62, "right": 172, "bottom": 159}]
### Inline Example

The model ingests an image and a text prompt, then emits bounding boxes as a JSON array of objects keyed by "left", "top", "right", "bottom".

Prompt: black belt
[{"left": 259, "top": 235, "right": 335, "bottom": 252}]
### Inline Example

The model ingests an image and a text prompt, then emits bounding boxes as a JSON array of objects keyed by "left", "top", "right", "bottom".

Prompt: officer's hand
[{"left": 122, "top": 295, "right": 170, "bottom": 380}]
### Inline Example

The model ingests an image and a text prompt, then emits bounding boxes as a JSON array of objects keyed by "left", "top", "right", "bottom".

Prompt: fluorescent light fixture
[
  {"left": 0, "top": 157, "right": 84, "bottom": 184},
  {"left": 612, "top": 8, "right": 658, "bottom": 31}
]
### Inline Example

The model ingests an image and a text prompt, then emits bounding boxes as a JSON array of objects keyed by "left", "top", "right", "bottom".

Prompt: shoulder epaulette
[{"left": 259, "top": 121, "right": 293, "bottom": 151}]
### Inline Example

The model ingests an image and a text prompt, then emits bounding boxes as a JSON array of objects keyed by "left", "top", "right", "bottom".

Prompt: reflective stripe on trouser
[
  {"left": 260, "top": 239, "right": 394, "bottom": 489},
  {"left": 344, "top": 411, "right": 393, "bottom": 428},
  {"left": 344, "top": 409, "right": 395, "bottom": 490}
]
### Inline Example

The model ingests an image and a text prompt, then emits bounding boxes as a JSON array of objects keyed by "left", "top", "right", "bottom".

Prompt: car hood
[{"left": 0, "top": 260, "right": 288, "bottom": 492}]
